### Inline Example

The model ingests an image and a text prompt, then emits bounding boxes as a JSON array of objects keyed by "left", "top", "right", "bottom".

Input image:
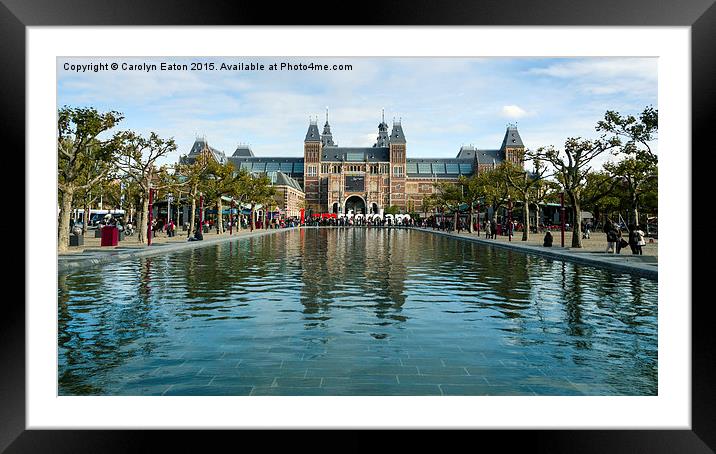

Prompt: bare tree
[
  {"left": 115, "top": 131, "right": 178, "bottom": 244},
  {"left": 529, "top": 136, "right": 621, "bottom": 248}
]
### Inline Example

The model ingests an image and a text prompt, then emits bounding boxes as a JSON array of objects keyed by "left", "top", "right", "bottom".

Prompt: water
[{"left": 58, "top": 228, "right": 658, "bottom": 396}]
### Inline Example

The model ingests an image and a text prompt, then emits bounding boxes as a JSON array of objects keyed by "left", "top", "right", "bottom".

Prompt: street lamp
[
  {"left": 508, "top": 196, "right": 513, "bottom": 242},
  {"left": 560, "top": 192, "right": 565, "bottom": 247}
]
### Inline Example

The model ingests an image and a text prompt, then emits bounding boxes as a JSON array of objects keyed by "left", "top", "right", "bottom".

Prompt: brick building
[{"left": 181, "top": 110, "right": 525, "bottom": 216}]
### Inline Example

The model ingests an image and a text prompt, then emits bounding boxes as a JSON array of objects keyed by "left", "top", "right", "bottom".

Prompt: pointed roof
[
  {"left": 305, "top": 120, "right": 321, "bottom": 143},
  {"left": 321, "top": 108, "right": 336, "bottom": 147},
  {"left": 390, "top": 120, "right": 406, "bottom": 144},
  {"left": 271, "top": 171, "right": 304, "bottom": 193},
  {"left": 501, "top": 124, "right": 524, "bottom": 149},
  {"left": 187, "top": 137, "right": 226, "bottom": 163}
]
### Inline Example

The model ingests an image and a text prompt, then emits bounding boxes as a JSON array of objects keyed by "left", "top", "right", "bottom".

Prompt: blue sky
[{"left": 57, "top": 57, "right": 657, "bottom": 168}]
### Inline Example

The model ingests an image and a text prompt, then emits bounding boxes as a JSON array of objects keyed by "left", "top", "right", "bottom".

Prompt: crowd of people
[{"left": 306, "top": 216, "right": 415, "bottom": 227}]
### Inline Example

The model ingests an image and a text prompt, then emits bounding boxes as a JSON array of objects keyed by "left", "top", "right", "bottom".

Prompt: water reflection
[{"left": 58, "top": 228, "right": 658, "bottom": 395}]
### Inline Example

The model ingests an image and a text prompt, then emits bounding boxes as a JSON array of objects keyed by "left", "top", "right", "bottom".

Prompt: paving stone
[
  {"left": 163, "top": 384, "right": 254, "bottom": 396},
  {"left": 417, "top": 366, "right": 470, "bottom": 376},
  {"left": 250, "top": 386, "right": 327, "bottom": 396}
]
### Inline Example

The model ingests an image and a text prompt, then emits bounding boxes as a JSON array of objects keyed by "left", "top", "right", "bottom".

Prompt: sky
[{"left": 57, "top": 57, "right": 657, "bottom": 169}]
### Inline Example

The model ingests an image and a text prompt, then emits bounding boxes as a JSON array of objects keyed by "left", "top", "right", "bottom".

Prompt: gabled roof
[
  {"left": 271, "top": 171, "right": 304, "bottom": 193},
  {"left": 501, "top": 125, "right": 524, "bottom": 149}
]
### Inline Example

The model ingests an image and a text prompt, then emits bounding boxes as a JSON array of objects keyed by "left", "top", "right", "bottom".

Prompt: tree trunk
[
  {"left": 250, "top": 205, "right": 256, "bottom": 231},
  {"left": 137, "top": 196, "right": 149, "bottom": 244},
  {"left": 58, "top": 189, "right": 74, "bottom": 252},
  {"left": 83, "top": 202, "right": 90, "bottom": 234},
  {"left": 217, "top": 197, "right": 224, "bottom": 234},
  {"left": 631, "top": 196, "right": 639, "bottom": 228},
  {"left": 263, "top": 208, "right": 268, "bottom": 229},
  {"left": 570, "top": 194, "right": 583, "bottom": 248},
  {"left": 189, "top": 186, "right": 197, "bottom": 236},
  {"left": 468, "top": 205, "right": 473, "bottom": 233},
  {"left": 522, "top": 198, "right": 530, "bottom": 242}
]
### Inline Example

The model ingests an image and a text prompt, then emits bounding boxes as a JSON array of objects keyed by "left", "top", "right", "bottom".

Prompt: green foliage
[{"left": 57, "top": 106, "right": 124, "bottom": 192}]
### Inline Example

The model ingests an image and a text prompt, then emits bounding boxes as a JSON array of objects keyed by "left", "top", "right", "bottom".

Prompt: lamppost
[
  {"left": 147, "top": 188, "right": 155, "bottom": 246},
  {"left": 508, "top": 196, "right": 513, "bottom": 242},
  {"left": 560, "top": 192, "right": 565, "bottom": 247},
  {"left": 198, "top": 192, "right": 204, "bottom": 240},
  {"left": 476, "top": 201, "right": 480, "bottom": 236},
  {"left": 230, "top": 199, "right": 235, "bottom": 235}
]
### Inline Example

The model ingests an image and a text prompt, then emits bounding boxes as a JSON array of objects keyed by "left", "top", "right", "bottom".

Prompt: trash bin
[
  {"left": 94, "top": 228, "right": 103, "bottom": 238},
  {"left": 69, "top": 234, "right": 84, "bottom": 247},
  {"left": 101, "top": 226, "right": 119, "bottom": 246}
]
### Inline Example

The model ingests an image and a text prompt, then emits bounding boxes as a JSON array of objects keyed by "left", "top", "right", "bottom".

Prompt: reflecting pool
[{"left": 58, "top": 228, "right": 657, "bottom": 396}]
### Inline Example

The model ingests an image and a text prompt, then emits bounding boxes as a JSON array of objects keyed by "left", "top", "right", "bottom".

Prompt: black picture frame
[{"left": 4, "top": 0, "right": 712, "bottom": 451}]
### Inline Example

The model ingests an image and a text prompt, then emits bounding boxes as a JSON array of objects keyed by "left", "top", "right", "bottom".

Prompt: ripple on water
[{"left": 58, "top": 228, "right": 658, "bottom": 396}]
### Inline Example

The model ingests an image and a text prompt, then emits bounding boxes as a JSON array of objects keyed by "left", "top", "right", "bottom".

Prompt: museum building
[{"left": 183, "top": 111, "right": 525, "bottom": 216}]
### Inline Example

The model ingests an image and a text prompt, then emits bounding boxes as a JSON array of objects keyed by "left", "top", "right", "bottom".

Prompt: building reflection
[{"left": 298, "top": 228, "right": 408, "bottom": 336}]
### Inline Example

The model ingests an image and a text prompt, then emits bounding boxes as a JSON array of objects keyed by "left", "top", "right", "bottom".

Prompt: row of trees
[
  {"left": 422, "top": 107, "right": 658, "bottom": 248},
  {"left": 58, "top": 106, "right": 278, "bottom": 251}
]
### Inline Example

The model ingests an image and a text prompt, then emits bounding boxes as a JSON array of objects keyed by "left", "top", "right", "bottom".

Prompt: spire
[
  {"left": 321, "top": 106, "right": 335, "bottom": 147},
  {"left": 374, "top": 109, "right": 390, "bottom": 147}
]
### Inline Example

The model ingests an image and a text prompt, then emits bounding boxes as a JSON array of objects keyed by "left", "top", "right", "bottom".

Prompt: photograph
[{"left": 56, "top": 56, "right": 659, "bottom": 397}]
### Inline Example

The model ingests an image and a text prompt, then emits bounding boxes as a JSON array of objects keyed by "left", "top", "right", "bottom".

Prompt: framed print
[{"left": 5, "top": 0, "right": 714, "bottom": 451}]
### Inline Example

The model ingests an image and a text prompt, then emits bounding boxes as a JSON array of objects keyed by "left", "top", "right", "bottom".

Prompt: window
[
  {"left": 432, "top": 163, "right": 446, "bottom": 174},
  {"left": 445, "top": 163, "right": 460, "bottom": 174},
  {"left": 418, "top": 163, "right": 431, "bottom": 174},
  {"left": 306, "top": 165, "right": 317, "bottom": 177},
  {"left": 280, "top": 162, "right": 293, "bottom": 173},
  {"left": 406, "top": 162, "right": 418, "bottom": 174},
  {"left": 459, "top": 163, "right": 473, "bottom": 174},
  {"left": 266, "top": 162, "right": 280, "bottom": 172},
  {"left": 393, "top": 166, "right": 403, "bottom": 177}
]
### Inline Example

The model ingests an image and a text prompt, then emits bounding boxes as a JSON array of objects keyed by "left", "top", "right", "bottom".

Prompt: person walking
[
  {"left": 627, "top": 224, "right": 638, "bottom": 254},
  {"left": 490, "top": 219, "right": 497, "bottom": 239},
  {"left": 485, "top": 220, "right": 491, "bottom": 239},
  {"left": 634, "top": 225, "right": 646, "bottom": 255},
  {"left": 606, "top": 225, "right": 617, "bottom": 253}
]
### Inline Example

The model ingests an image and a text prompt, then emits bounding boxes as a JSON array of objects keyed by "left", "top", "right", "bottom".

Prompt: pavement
[
  {"left": 58, "top": 226, "right": 294, "bottom": 273},
  {"left": 414, "top": 227, "right": 657, "bottom": 279}
]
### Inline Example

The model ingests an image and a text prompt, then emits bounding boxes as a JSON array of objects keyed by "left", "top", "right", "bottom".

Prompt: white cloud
[{"left": 501, "top": 105, "right": 528, "bottom": 119}]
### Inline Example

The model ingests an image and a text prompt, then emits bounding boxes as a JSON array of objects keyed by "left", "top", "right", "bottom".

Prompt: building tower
[
  {"left": 389, "top": 118, "right": 407, "bottom": 210},
  {"left": 501, "top": 124, "right": 525, "bottom": 167},
  {"left": 321, "top": 107, "right": 336, "bottom": 147},
  {"left": 304, "top": 118, "right": 322, "bottom": 213},
  {"left": 374, "top": 109, "right": 390, "bottom": 147}
]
